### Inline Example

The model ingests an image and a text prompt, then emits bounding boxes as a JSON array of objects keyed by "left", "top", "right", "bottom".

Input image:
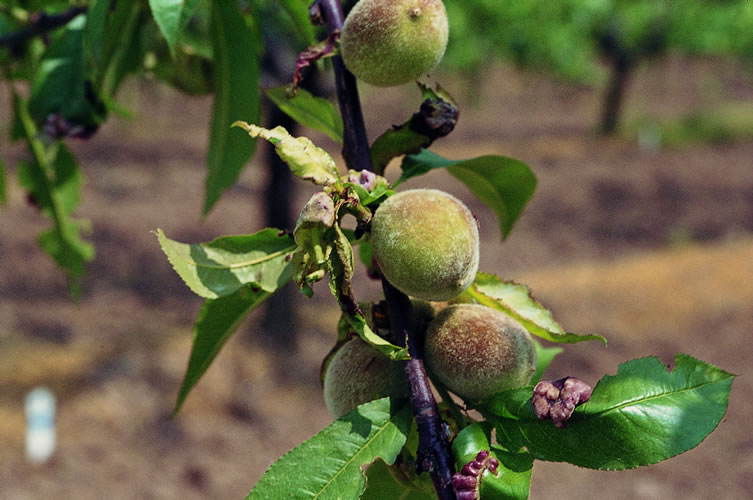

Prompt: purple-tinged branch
[
  {"left": 0, "top": 7, "right": 86, "bottom": 49},
  {"left": 383, "top": 278, "right": 456, "bottom": 500},
  {"left": 314, "top": 0, "right": 372, "bottom": 172}
]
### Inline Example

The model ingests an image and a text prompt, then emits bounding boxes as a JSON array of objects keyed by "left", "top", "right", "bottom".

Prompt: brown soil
[{"left": 1, "top": 55, "right": 752, "bottom": 499}]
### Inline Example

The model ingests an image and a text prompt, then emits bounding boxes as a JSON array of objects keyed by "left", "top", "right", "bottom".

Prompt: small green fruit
[
  {"left": 370, "top": 189, "right": 479, "bottom": 301},
  {"left": 340, "top": 0, "right": 449, "bottom": 87},
  {"left": 322, "top": 337, "right": 406, "bottom": 419},
  {"left": 424, "top": 304, "right": 537, "bottom": 402}
]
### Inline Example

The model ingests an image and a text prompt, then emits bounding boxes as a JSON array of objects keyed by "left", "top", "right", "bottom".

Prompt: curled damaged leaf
[
  {"left": 232, "top": 122, "right": 340, "bottom": 187},
  {"left": 293, "top": 192, "right": 336, "bottom": 295},
  {"left": 532, "top": 377, "right": 593, "bottom": 429},
  {"left": 371, "top": 83, "right": 459, "bottom": 174},
  {"left": 451, "top": 423, "right": 533, "bottom": 499},
  {"left": 291, "top": 31, "right": 339, "bottom": 94},
  {"left": 452, "top": 450, "right": 500, "bottom": 500},
  {"left": 468, "top": 272, "right": 607, "bottom": 345}
]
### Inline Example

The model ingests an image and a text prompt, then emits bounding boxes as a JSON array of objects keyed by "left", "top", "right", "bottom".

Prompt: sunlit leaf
[
  {"left": 399, "top": 149, "right": 536, "bottom": 239},
  {"left": 156, "top": 228, "right": 296, "bottom": 299},
  {"left": 233, "top": 122, "right": 340, "bottom": 187},
  {"left": 248, "top": 398, "right": 412, "bottom": 499},
  {"left": 265, "top": 86, "right": 343, "bottom": 143},
  {"left": 174, "top": 285, "right": 269, "bottom": 413},
  {"left": 204, "top": 1, "right": 260, "bottom": 213},
  {"left": 468, "top": 272, "right": 606, "bottom": 345},
  {"left": 485, "top": 354, "right": 735, "bottom": 470}
]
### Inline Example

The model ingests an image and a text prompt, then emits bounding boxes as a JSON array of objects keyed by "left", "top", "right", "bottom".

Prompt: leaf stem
[
  {"left": 382, "top": 279, "right": 456, "bottom": 499},
  {"left": 316, "top": 0, "right": 373, "bottom": 172}
]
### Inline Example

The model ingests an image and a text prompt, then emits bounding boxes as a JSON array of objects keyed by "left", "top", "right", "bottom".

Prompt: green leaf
[
  {"left": 530, "top": 341, "right": 562, "bottom": 385},
  {"left": 467, "top": 272, "right": 606, "bottom": 345},
  {"left": 148, "top": 0, "right": 200, "bottom": 56},
  {"left": 15, "top": 95, "right": 93, "bottom": 296},
  {"left": 361, "top": 459, "right": 435, "bottom": 500},
  {"left": 85, "top": 0, "right": 109, "bottom": 66},
  {"left": 204, "top": 1, "right": 260, "bottom": 213},
  {"left": 452, "top": 423, "right": 533, "bottom": 500},
  {"left": 485, "top": 354, "right": 735, "bottom": 470},
  {"left": 28, "top": 14, "right": 98, "bottom": 125},
  {"left": 174, "top": 284, "right": 269, "bottom": 413},
  {"left": 98, "top": 0, "right": 146, "bottom": 96},
  {"left": 277, "top": 0, "right": 316, "bottom": 43},
  {"left": 233, "top": 122, "right": 340, "bottom": 187},
  {"left": 398, "top": 149, "right": 536, "bottom": 239},
  {"left": 248, "top": 398, "right": 412, "bottom": 499},
  {"left": 326, "top": 222, "right": 408, "bottom": 361},
  {"left": 265, "top": 86, "right": 343, "bottom": 143},
  {"left": 156, "top": 228, "right": 296, "bottom": 299}
]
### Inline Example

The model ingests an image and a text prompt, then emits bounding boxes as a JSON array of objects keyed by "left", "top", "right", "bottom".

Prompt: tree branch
[
  {"left": 0, "top": 7, "right": 87, "bottom": 49},
  {"left": 383, "top": 279, "right": 456, "bottom": 500},
  {"left": 315, "top": 2, "right": 455, "bottom": 496},
  {"left": 315, "top": 0, "right": 372, "bottom": 172}
]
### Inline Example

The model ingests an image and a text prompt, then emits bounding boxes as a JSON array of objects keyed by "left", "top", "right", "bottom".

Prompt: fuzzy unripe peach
[
  {"left": 424, "top": 304, "right": 537, "bottom": 402},
  {"left": 340, "top": 0, "right": 449, "bottom": 87},
  {"left": 322, "top": 337, "right": 406, "bottom": 419},
  {"left": 370, "top": 189, "right": 479, "bottom": 301}
]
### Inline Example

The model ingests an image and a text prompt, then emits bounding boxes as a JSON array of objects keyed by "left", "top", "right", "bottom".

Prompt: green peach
[
  {"left": 340, "top": 0, "right": 449, "bottom": 87},
  {"left": 424, "top": 304, "right": 537, "bottom": 402},
  {"left": 370, "top": 189, "right": 479, "bottom": 301},
  {"left": 322, "top": 337, "right": 406, "bottom": 419}
]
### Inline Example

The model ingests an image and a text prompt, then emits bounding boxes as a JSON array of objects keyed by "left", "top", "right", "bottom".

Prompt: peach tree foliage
[
  {"left": 154, "top": 1, "right": 733, "bottom": 499},
  {"left": 0, "top": 1, "right": 735, "bottom": 499}
]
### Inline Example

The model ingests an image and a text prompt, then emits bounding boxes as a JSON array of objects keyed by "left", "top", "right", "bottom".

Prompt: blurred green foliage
[{"left": 443, "top": 0, "right": 753, "bottom": 81}]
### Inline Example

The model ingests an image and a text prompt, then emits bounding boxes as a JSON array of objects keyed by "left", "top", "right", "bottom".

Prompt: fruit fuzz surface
[
  {"left": 340, "top": 0, "right": 449, "bottom": 87},
  {"left": 425, "top": 304, "right": 537, "bottom": 402},
  {"left": 370, "top": 189, "right": 480, "bottom": 301}
]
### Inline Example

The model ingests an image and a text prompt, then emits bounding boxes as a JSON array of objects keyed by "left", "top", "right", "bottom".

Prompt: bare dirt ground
[{"left": 1, "top": 55, "right": 752, "bottom": 499}]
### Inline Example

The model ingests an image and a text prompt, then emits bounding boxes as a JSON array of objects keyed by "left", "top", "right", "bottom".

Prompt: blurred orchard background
[{"left": 1, "top": 1, "right": 752, "bottom": 498}]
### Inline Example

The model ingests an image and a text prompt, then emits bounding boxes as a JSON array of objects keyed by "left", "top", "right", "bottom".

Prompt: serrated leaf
[
  {"left": 174, "top": 284, "right": 269, "bottom": 413},
  {"left": 265, "top": 86, "right": 343, "bottom": 143},
  {"left": 15, "top": 96, "right": 93, "bottom": 296},
  {"left": 398, "top": 149, "right": 536, "bottom": 239},
  {"left": 467, "top": 273, "right": 606, "bottom": 345},
  {"left": 233, "top": 122, "right": 340, "bottom": 187},
  {"left": 248, "top": 398, "right": 412, "bottom": 499},
  {"left": 204, "top": 1, "right": 260, "bottom": 213},
  {"left": 485, "top": 354, "right": 735, "bottom": 470},
  {"left": 148, "top": 0, "right": 200, "bottom": 56},
  {"left": 452, "top": 423, "right": 533, "bottom": 500},
  {"left": 156, "top": 228, "right": 296, "bottom": 299}
]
